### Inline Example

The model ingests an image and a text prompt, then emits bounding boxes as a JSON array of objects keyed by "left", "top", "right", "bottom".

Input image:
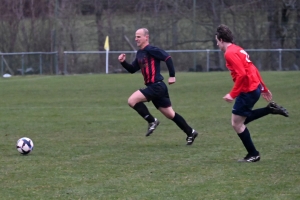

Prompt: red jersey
[{"left": 224, "top": 44, "right": 268, "bottom": 98}]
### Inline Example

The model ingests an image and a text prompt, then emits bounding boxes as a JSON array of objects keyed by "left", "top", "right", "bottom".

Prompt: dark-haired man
[
  {"left": 118, "top": 28, "right": 198, "bottom": 145},
  {"left": 215, "top": 24, "right": 289, "bottom": 162}
]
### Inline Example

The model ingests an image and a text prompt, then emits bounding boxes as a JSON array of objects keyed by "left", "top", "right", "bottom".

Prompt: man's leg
[
  {"left": 128, "top": 90, "right": 160, "bottom": 136},
  {"left": 244, "top": 107, "right": 270, "bottom": 124},
  {"left": 128, "top": 90, "right": 155, "bottom": 123},
  {"left": 244, "top": 101, "right": 289, "bottom": 124},
  {"left": 159, "top": 106, "right": 198, "bottom": 145},
  {"left": 232, "top": 114, "right": 260, "bottom": 162}
]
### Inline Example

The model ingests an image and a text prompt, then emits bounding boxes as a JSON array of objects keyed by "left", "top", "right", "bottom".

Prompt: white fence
[
  {"left": 0, "top": 52, "right": 58, "bottom": 76},
  {"left": 1, "top": 49, "right": 300, "bottom": 76}
]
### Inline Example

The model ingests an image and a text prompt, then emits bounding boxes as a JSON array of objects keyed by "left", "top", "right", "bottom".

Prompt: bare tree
[
  {"left": 0, "top": 0, "right": 299, "bottom": 74},
  {"left": 293, "top": 3, "right": 300, "bottom": 68},
  {"left": 0, "top": 0, "right": 23, "bottom": 52}
]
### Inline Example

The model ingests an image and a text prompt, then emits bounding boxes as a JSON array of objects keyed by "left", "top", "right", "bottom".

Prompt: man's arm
[
  {"left": 255, "top": 68, "right": 272, "bottom": 101},
  {"left": 118, "top": 54, "right": 140, "bottom": 74},
  {"left": 165, "top": 57, "right": 175, "bottom": 77},
  {"left": 165, "top": 57, "right": 176, "bottom": 84}
]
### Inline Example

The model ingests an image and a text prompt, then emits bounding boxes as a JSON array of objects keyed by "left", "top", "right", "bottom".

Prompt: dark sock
[
  {"left": 238, "top": 127, "right": 259, "bottom": 156},
  {"left": 244, "top": 107, "right": 271, "bottom": 124},
  {"left": 132, "top": 102, "right": 155, "bottom": 123},
  {"left": 171, "top": 113, "right": 193, "bottom": 136}
]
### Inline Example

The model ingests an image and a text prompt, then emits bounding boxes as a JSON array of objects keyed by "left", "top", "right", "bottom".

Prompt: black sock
[
  {"left": 244, "top": 107, "right": 271, "bottom": 124},
  {"left": 132, "top": 102, "right": 155, "bottom": 123},
  {"left": 238, "top": 127, "right": 259, "bottom": 156},
  {"left": 171, "top": 113, "right": 193, "bottom": 136}
]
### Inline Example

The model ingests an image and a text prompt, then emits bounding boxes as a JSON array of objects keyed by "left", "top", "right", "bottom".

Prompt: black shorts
[
  {"left": 232, "top": 86, "right": 261, "bottom": 117},
  {"left": 139, "top": 81, "right": 172, "bottom": 109}
]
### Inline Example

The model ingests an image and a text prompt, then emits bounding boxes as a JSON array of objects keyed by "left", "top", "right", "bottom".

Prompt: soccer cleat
[
  {"left": 267, "top": 101, "right": 289, "bottom": 117},
  {"left": 186, "top": 130, "right": 198, "bottom": 145},
  {"left": 238, "top": 153, "right": 260, "bottom": 163},
  {"left": 145, "top": 118, "right": 160, "bottom": 136}
]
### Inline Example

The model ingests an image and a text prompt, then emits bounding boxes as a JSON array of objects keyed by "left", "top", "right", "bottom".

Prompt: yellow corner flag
[{"left": 104, "top": 36, "right": 109, "bottom": 51}]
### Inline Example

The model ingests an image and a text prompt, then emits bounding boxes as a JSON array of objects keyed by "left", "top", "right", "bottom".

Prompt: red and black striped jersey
[{"left": 121, "top": 45, "right": 175, "bottom": 85}]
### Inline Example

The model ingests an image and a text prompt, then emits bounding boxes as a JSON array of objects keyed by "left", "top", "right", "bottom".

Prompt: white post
[
  {"left": 104, "top": 36, "right": 109, "bottom": 74},
  {"left": 105, "top": 49, "right": 109, "bottom": 74}
]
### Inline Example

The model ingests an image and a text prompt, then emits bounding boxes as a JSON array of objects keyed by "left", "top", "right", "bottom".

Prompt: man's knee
[
  {"left": 164, "top": 112, "right": 174, "bottom": 119},
  {"left": 159, "top": 107, "right": 175, "bottom": 119},
  {"left": 128, "top": 90, "right": 147, "bottom": 107},
  {"left": 128, "top": 97, "right": 136, "bottom": 107},
  {"left": 232, "top": 122, "right": 245, "bottom": 133}
]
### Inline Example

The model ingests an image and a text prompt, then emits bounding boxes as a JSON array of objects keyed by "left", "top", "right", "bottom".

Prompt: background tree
[{"left": 0, "top": 0, "right": 299, "bottom": 73}]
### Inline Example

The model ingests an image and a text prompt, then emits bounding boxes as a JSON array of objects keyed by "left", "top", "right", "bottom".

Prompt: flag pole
[
  {"left": 104, "top": 36, "right": 109, "bottom": 74},
  {"left": 105, "top": 49, "right": 109, "bottom": 74}
]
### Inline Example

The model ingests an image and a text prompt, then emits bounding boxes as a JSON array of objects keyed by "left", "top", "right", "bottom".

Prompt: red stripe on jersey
[
  {"left": 150, "top": 58, "right": 155, "bottom": 83},
  {"left": 165, "top": 56, "right": 171, "bottom": 61},
  {"left": 144, "top": 58, "right": 150, "bottom": 84}
]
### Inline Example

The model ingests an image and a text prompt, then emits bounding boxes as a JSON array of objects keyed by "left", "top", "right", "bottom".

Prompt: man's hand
[
  {"left": 168, "top": 77, "right": 176, "bottom": 85},
  {"left": 223, "top": 93, "right": 234, "bottom": 103},
  {"left": 262, "top": 90, "right": 272, "bottom": 102},
  {"left": 118, "top": 54, "right": 126, "bottom": 62}
]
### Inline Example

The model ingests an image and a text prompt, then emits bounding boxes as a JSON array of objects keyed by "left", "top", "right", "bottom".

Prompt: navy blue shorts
[
  {"left": 139, "top": 81, "right": 171, "bottom": 109},
  {"left": 232, "top": 86, "right": 261, "bottom": 117}
]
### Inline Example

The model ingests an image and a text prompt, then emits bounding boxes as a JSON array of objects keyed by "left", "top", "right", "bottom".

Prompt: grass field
[{"left": 0, "top": 72, "right": 299, "bottom": 200}]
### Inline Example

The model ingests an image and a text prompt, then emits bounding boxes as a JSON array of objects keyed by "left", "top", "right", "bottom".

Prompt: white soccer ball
[{"left": 16, "top": 137, "right": 34, "bottom": 155}]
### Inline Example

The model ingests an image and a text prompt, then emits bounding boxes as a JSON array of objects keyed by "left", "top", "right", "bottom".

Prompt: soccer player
[
  {"left": 215, "top": 24, "right": 289, "bottom": 162},
  {"left": 118, "top": 28, "right": 198, "bottom": 145}
]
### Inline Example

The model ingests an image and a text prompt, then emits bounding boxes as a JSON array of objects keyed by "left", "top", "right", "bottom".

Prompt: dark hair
[{"left": 216, "top": 24, "right": 233, "bottom": 43}]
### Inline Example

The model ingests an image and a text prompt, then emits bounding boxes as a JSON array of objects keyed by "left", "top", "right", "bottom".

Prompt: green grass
[{"left": 0, "top": 72, "right": 299, "bottom": 200}]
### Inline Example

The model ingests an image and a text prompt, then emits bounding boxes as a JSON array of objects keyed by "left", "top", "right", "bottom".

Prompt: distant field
[{"left": 0, "top": 72, "right": 299, "bottom": 200}]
